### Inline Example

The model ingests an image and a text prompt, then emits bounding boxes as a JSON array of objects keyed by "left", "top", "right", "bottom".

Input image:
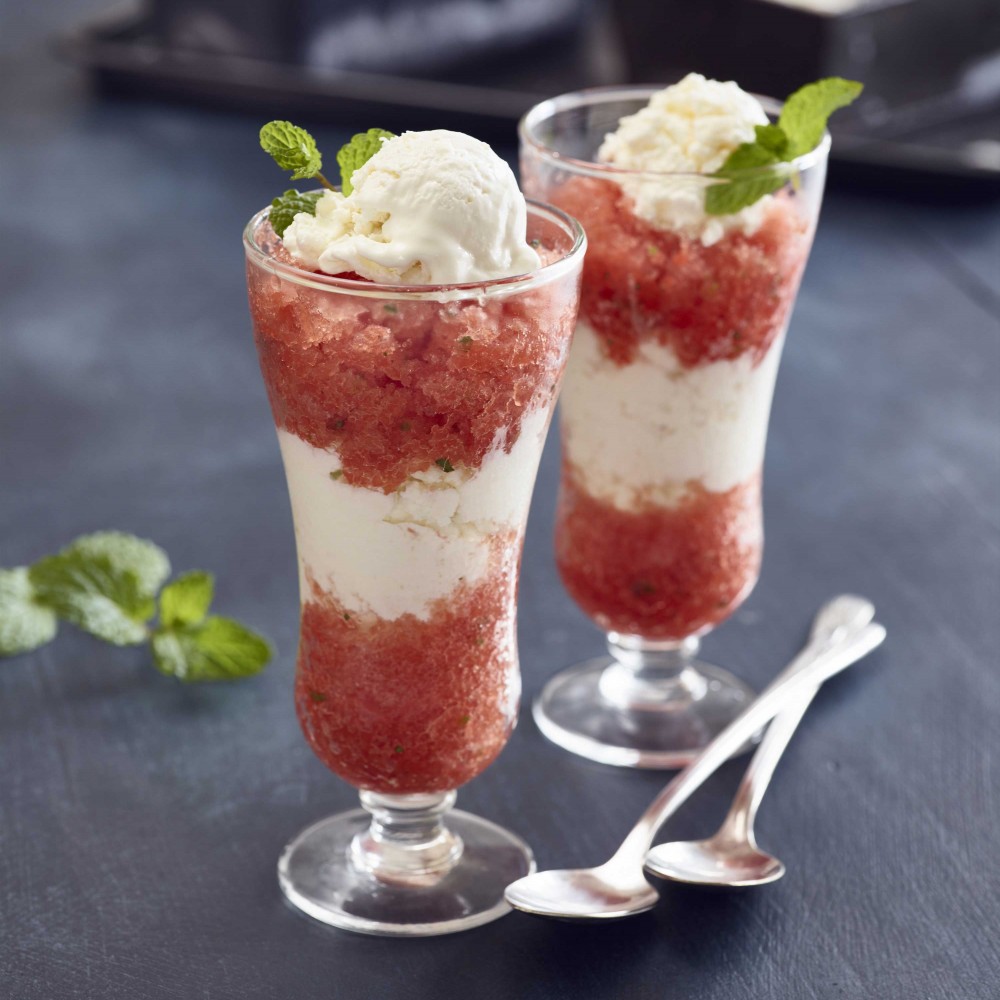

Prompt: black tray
[{"left": 59, "top": 8, "right": 1000, "bottom": 199}]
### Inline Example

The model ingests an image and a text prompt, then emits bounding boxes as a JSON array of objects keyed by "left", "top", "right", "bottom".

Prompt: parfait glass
[
  {"left": 244, "top": 200, "right": 584, "bottom": 935},
  {"left": 520, "top": 87, "right": 828, "bottom": 768}
]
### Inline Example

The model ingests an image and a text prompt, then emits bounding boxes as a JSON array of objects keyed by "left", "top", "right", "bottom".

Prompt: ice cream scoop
[
  {"left": 282, "top": 129, "right": 541, "bottom": 284},
  {"left": 597, "top": 73, "right": 770, "bottom": 245}
]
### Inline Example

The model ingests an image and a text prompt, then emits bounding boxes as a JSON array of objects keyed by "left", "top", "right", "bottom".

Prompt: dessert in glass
[
  {"left": 520, "top": 76, "right": 830, "bottom": 768},
  {"left": 245, "top": 129, "right": 584, "bottom": 934}
]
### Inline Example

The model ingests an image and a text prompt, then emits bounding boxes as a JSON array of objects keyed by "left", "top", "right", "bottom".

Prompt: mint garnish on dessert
[
  {"left": 269, "top": 190, "right": 323, "bottom": 240},
  {"left": 336, "top": 128, "right": 395, "bottom": 195},
  {"left": 1, "top": 532, "right": 272, "bottom": 682},
  {"left": 706, "top": 77, "right": 863, "bottom": 216},
  {"left": 259, "top": 120, "right": 325, "bottom": 180},
  {"left": 259, "top": 122, "right": 395, "bottom": 236}
]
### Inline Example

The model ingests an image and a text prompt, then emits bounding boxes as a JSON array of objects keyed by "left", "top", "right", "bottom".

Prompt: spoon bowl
[
  {"left": 645, "top": 836, "right": 785, "bottom": 888},
  {"left": 505, "top": 863, "right": 658, "bottom": 919}
]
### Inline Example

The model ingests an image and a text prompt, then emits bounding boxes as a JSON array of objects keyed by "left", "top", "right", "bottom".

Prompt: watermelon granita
[
  {"left": 520, "top": 75, "right": 823, "bottom": 643},
  {"left": 246, "top": 125, "right": 583, "bottom": 796},
  {"left": 549, "top": 175, "right": 809, "bottom": 639},
  {"left": 247, "top": 216, "right": 580, "bottom": 793}
]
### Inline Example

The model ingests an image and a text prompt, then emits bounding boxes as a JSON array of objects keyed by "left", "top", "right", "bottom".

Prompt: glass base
[
  {"left": 278, "top": 799, "right": 534, "bottom": 937},
  {"left": 533, "top": 650, "right": 758, "bottom": 769}
]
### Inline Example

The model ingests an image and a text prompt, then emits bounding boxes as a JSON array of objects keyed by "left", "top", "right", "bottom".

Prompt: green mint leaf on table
[
  {"left": 159, "top": 570, "right": 214, "bottom": 629},
  {"left": 153, "top": 566, "right": 271, "bottom": 682},
  {"left": 337, "top": 128, "right": 395, "bottom": 196},
  {"left": 259, "top": 121, "right": 324, "bottom": 181},
  {"left": 705, "top": 77, "right": 862, "bottom": 216},
  {"left": 0, "top": 568, "right": 58, "bottom": 656},
  {"left": 269, "top": 189, "right": 322, "bottom": 239},
  {"left": 152, "top": 616, "right": 271, "bottom": 683},
  {"left": 68, "top": 531, "right": 171, "bottom": 596},
  {"left": 779, "top": 77, "right": 864, "bottom": 158},
  {"left": 2, "top": 531, "right": 272, "bottom": 682},
  {"left": 29, "top": 532, "right": 170, "bottom": 645}
]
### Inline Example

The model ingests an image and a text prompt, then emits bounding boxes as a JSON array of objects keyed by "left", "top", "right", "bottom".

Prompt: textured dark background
[{"left": 2, "top": 3, "right": 999, "bottom": 998}]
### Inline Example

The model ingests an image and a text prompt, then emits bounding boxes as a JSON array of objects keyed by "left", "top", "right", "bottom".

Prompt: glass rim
[
  {"left": 243, "top": 197, "right": 586, "bottom": 300},
  {"left": 518, "top": 85, "right": 832, "bottom": 181}
]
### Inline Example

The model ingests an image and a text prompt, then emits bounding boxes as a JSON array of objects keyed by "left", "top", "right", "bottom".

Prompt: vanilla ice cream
[
  {"left": 598, "top": 74, "right": 770, "bottom": 246},
  {"left": 282, "top": 129, "right": 541, "bottom": 283}
]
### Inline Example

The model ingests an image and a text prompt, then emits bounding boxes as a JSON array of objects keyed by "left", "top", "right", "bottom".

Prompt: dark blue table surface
[{"left": 2, "top": 3, "right": 999, "bottom": 998}]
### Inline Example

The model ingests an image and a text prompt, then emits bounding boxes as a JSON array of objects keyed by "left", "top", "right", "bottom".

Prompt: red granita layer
[
  {"left": 247, "top": 222, "right": 577, "bottom": 493},
  {"left": 555, "top": 467, "right": 763, "bottom": 640},
  {"left": 549, "top": 177, "right": 808, "bottom": 367},
  {"left": 294, "top": 543, "right": 519, "bottom": 793}
]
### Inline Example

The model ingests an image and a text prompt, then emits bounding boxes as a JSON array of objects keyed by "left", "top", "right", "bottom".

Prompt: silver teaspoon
[
  {"left": 505, "top": 596, "right": 885, "bottom": 920},
  {"left": 643, "top": 595, "right": 876, "bottom": 888}
]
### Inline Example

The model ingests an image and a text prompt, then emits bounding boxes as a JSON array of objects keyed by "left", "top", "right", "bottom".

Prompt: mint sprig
[
  {"left": 259, "top": 121, "right": 395, "bottom": 232},
  {"left": 158, "top": 570, "right": 214, "bottom": 629},
  {"left": 1, "top": 533, "right": 272, "bottom": 683},
  {"left": 779, "top": 77, "right": 864, "bottom": 158},
  {"left": 151, "top": 618, "right": 270, "bottom": 683},
  {"left": 706, "top": 77, "right": 863, "bottom": 216},
  {"left": 259, "top": 121, "right": 326, "bottom": 183},
  {"left": 269, "top": 189, "right": 322, "bottom": 239},
  {"left": 336, "top": 128, "right": 395, "bottom": 195},
  {"left": 152, "top": 574, "right": 270, "bottom": 682},
  {"left": 0, "top": 568, "right": 58, "bottom": 656},
  {"left": 29, "top": 532, "right": 170, "bottom": 645}
]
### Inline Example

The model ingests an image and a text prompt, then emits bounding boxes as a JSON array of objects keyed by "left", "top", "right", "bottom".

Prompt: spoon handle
[
  {"left": 711, "top": 593, "right": 877, "bottom": 838},
  {"left": 612, "top": 621, "right": 886, "bottom": 865},
  {"left": 714, "top": 680, "right": 821, "bottom": 845}
]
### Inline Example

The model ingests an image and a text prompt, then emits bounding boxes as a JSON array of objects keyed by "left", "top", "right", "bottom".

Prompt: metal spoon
[
  {"left": 505, "top": 596, "right": 885, "bottom": 920},
  {"left": 643, "top": 595, "right": 876, "bottom": 888}
]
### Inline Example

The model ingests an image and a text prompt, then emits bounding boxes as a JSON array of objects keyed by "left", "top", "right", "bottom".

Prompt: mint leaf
[
  {"left": 336, "top": 129, "right": 395, "bottom": 196},
  {"left": 68, "top": 532, "right": 171, "bottom": 595},
  {"left": 779, "top": 77, "right": 864, "bottom": 158},
  {"left": 754, "top": 123, "right": 789, "bottom": 158},
  {"left": 152, "top": 616, "right": 272, "bottom": 683},
  {"left": 706, "top": 77, "right": 861, "bottom": 216},
  {"left": 31, "top": 552, "right": 151, "bottom": 645},
  {"left": 269, "top": 188, "right": 322, "bottom": 239},
  {"left": 260, "top": 121, "right": 323, "bottom": 181},
  {"left": 0, "top": 567, "right": 58, "bottom": 656},
  {"left": 159, "top": 571, "right": 214, "bottom": 629},
  {"left": 706, "top": 143, "right": 786, "bottom": 216},
  {"left": 29, "top": 532, "right": 169, "bottom": 646}
]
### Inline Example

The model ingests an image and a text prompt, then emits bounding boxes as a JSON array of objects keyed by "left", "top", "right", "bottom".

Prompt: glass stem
[
  {"left": 350, "top": 791, "right": 463, "bottom": 887},
  {"left": 598, "top": 633, "right": 709, "bottom": 710}
]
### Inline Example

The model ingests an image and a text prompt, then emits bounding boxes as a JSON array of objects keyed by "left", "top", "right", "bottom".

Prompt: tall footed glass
[
  {"left": 245, "top": 201, "right": 584, "bottom": 935},
  {"left": 520, "top": 87, "right": 828, "bottom": 768}
]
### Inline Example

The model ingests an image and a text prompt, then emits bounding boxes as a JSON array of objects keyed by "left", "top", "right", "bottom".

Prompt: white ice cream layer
[
  {"left": 598, "top": 73, "right": 771, "bottom": 247},
  {"left": 559, "top": 320, "right": 782, "bottom": 510},
  {"left": 282, "top": 130, "right": 540, "bottom": 284},
  {"left": 276, "top": 407, "right": 550, "bottom": 620}
]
